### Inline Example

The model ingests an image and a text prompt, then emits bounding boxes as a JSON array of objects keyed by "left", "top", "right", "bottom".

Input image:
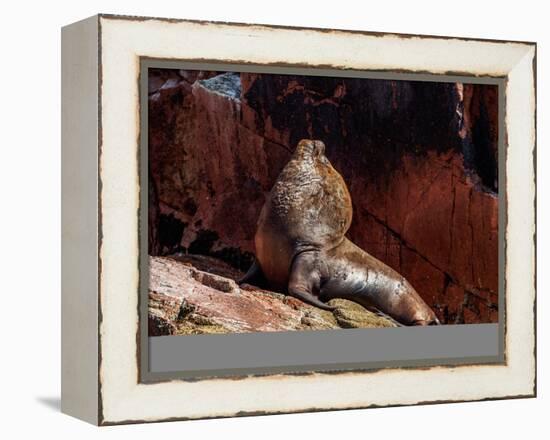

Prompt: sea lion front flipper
[
  {"left": 238, "top": 257, "right": 264, "bottom": 286},
  {"left": 288, "top": 253, "right": 336, "bottom": 311}
]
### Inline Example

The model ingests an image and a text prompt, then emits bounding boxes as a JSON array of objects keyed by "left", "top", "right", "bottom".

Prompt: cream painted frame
[{"left": 61, "top": 14, "right": 536, "bottom": 425}]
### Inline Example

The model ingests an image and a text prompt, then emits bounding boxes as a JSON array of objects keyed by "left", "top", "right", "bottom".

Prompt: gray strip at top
[
  {"left": 140, "top": 59, "right": 506, "bottom": 382},
  {"left": 149, "top": 324, "right": 500, "bottom": 378}
]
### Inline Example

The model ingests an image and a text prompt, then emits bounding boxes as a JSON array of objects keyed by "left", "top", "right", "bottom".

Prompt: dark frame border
[{"left": 138, "top": 59, "right": 507, "bottom": 383}]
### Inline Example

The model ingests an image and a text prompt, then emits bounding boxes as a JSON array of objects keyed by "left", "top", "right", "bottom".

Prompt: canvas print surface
[{"left": 147, "top": 68, "right": 499, "bottom": 336}]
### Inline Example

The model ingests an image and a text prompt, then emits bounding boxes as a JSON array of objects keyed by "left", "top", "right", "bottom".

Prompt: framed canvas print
[{"left": 61, "top": 14, "right": 536, "bottom": 425}]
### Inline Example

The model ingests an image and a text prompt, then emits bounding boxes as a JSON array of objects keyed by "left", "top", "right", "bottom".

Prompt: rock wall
[{"left": 148, "top": 68, "right": 499, "bottom": 324}]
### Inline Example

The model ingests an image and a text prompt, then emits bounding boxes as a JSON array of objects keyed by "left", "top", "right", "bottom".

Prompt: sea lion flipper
[
  {"left": 288, "top": 253, "right": 336, "bottom": 312},
  {"left": 288, "top": 288, "right": 336, "bottom": 311},
  {"left": 238, "top": 258, "right": 264, "bottom": 286}
]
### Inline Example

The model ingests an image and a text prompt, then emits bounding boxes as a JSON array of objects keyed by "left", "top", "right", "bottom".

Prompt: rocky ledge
[{"left": 148, "top": 255, "right": 396, "bottom": 336}]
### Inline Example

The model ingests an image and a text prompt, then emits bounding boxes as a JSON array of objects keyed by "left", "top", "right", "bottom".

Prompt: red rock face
[
  {"left": 148, "top": 70, "right": 291, "bottom": 270},
  {"left": 148, "top": 69, "right": 499, "bottom": 324}
]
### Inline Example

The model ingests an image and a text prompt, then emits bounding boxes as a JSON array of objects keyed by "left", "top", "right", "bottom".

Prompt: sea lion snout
[
  {"left": 295, "top": 139, "right": 326, "bottom": 159},
  {"left": 313, "top": 140, "right": 326, "bottom": 156}
]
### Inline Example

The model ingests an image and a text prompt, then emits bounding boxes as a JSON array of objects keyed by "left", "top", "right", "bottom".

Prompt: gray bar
[
  {"left": 142, "top": 59, "right": 503, "bottom": 85},
  {"left": 148, "top": 324, "right": 500, "bottom": 378}
]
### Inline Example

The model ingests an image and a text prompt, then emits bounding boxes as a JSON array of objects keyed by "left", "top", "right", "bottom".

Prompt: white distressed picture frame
[{"left": 61, "top": 14, "right": 536, "bottom": 425}]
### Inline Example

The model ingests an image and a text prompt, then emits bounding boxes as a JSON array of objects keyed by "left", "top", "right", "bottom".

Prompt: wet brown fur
[{"left": 247, "top": 139, "right": 439, "bottom": 325}]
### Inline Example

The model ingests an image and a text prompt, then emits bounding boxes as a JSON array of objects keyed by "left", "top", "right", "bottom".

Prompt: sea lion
[{"left": 241, "top": 139, "right": 440, "bottom": 326}]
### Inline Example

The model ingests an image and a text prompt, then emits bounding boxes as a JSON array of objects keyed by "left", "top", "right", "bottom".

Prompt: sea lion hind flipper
[
  {"left": 238, "top": 258, "right": 264, "bottom": 286},
  {"left": 287, "top": 252, "right": 336, "bottom": 312},
  {"left": 371, "top": 308, "right": 405, "bottom": 327}
]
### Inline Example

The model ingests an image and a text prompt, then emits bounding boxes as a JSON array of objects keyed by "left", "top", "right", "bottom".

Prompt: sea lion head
[{"left": 294, "top": 139, "right": 327, "bottom": 162}]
